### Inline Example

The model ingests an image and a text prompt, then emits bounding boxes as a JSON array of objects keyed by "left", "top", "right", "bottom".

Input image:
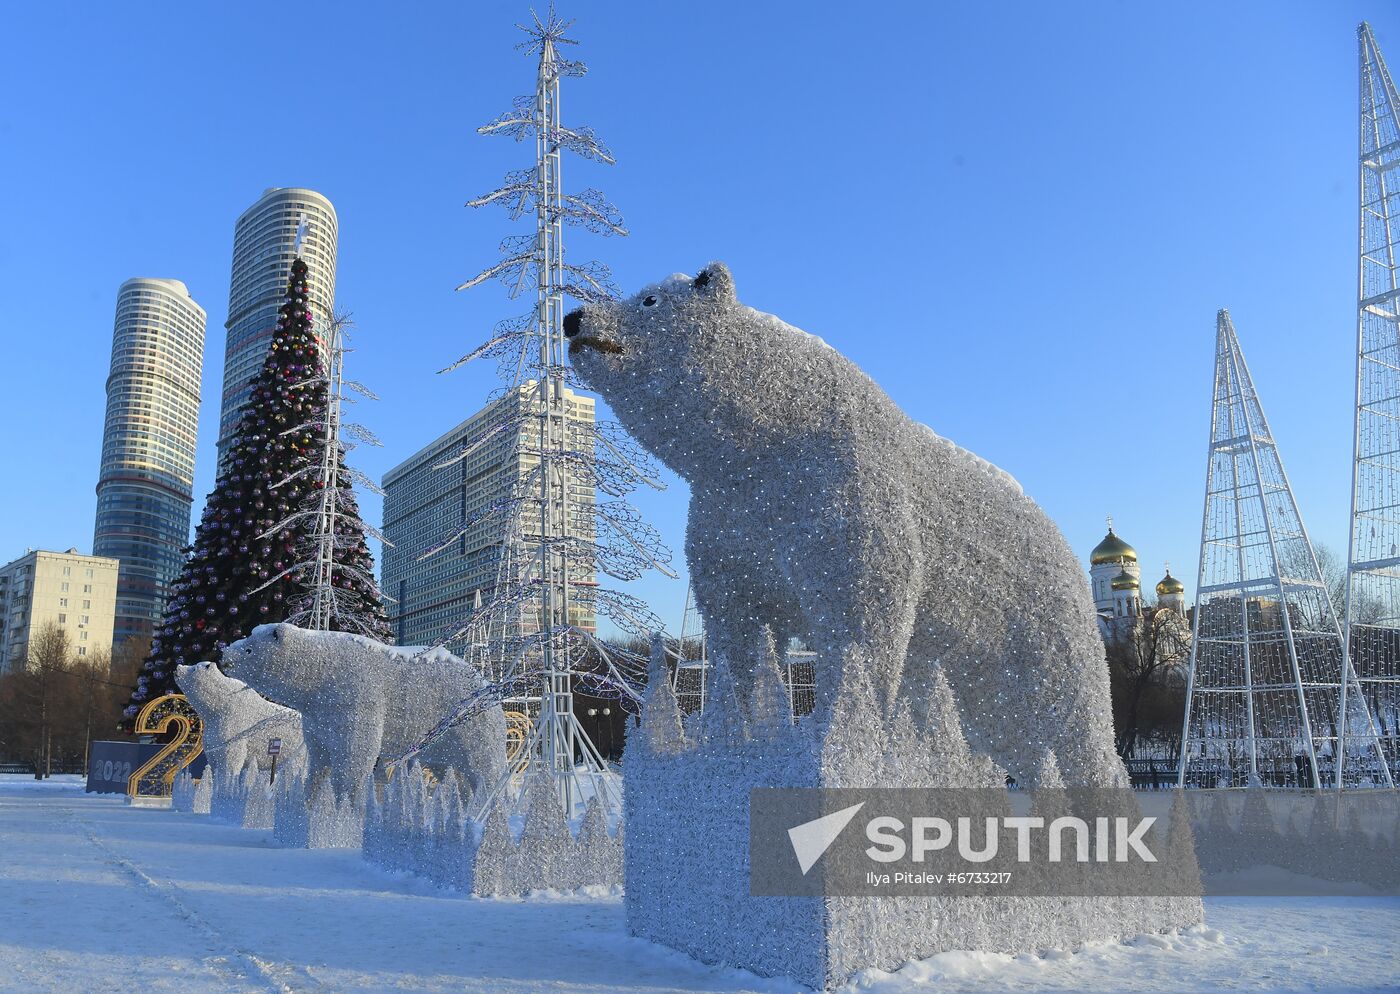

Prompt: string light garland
[{"left": 1178, "top": 312, "right": 1393, "bottom": 789}]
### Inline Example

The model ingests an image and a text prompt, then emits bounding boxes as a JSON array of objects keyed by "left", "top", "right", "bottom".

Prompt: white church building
[{"left": 1088, "top": 519, "right": 1186, "bottom": 637}]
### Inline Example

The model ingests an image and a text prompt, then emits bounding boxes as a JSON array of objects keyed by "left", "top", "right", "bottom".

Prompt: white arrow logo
[{"left": 787, "top": 802, "right": 865, "bottom": 875}]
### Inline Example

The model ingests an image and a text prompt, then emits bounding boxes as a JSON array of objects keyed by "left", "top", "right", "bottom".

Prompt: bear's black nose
[{"left": 563, "top": 309, "right": 583, "bottom": 338}]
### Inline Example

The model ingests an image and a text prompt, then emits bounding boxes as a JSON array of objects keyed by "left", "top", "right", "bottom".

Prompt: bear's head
[
  {"left": 566, "top": 262, "right": 857, "bottom": 479},
  {"left": 221, "top": 623, "right": 318, "bottom": 704},
  {"left": 175, "top": 660, "right": 227, "bottom": 700},
  {"left": 564, "top": 263, "right": 747, "bottom": 470},
  {"left": 223, "top": 623, "right": 383, "bottom": 712},
  {"left": 176, "top": 658, "right": 280, "bottom": 720}
]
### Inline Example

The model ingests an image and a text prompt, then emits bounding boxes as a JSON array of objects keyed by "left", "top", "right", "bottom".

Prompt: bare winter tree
[
  {"left": 1293, "top": 541, "right": 1384, "bottom": 627},
  {"left": 1105, "top": 606, "right": 1191, "bottom": 759},
  {"left": 109, "top": 637, "right": 149, "bottom": 712},
  {"left": 67, "top": 647, "right": 114, "bottom": 773},
  {"left": 0, "top": 630, "right": 146, "bottom": 774},
  {"left": 2, "top": 624, "right": 72, "bottom": 776}
]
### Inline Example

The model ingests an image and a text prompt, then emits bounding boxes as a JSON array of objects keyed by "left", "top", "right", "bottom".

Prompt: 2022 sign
[{"left": 84, "top": 743, "right": 160, "bottom": 795}]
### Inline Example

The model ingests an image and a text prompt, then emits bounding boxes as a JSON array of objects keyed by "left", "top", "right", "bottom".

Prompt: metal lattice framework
[
  {"left": 399, "top": 7, "right": 673, "bottom": 817},
  {"left": 1344, "top": 22, "right": 1400, "bottom": 785},
  {"left": 1179, "top": 311, "right": 1392, "bottom": 788}
]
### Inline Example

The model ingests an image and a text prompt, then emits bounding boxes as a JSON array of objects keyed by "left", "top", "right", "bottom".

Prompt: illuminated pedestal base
[{"left": 623, "top": 668, "right": 1203, "bottom": 991}]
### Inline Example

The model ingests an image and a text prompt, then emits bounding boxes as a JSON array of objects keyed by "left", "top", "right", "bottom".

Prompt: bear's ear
[{"left": 693, "top": 262, "right": 735, "bottom": 301}]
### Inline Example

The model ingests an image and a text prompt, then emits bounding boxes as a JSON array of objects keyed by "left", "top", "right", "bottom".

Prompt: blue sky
[{"left": 0, "top": 2, "right": 1391, "bottom": 633}]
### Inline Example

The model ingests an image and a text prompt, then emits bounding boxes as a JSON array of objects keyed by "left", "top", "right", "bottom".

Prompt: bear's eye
[{"left": 642, "top": 295, "right": 658, "bottom": 308}]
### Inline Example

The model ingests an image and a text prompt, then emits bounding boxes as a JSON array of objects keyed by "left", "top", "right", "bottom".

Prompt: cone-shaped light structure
[
  {"left": 1179, "top": 312, "right": 1390, "bottom": 788},
  {"left": 1343, "top": 22, "right": 1400, "bottom": 787}
]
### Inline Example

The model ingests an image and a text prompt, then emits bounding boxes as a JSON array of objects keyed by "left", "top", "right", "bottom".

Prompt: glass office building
[{"left": 381, "top": 385, "right": 597, "bottom": 648}]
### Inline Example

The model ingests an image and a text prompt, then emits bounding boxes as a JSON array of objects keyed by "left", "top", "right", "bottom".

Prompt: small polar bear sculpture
[
  {"left": 567, "top": 263, "right": 1125, "bottom": 787},
  {"left": 224, "top": 624, "right": 508, "bottom": 806},
  {"left": 176, "top": 661, "right": 304, "bottom": 779}
]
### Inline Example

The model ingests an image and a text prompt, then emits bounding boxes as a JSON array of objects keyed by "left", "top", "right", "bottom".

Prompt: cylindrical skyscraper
[
  {"left": 93, "top": 278, "right": 207, "bottom": 648},
  {"left": 219, "top": 187, "right": 337, "bottom": 462}
]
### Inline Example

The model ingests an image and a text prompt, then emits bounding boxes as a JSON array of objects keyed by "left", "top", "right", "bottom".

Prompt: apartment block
[{"left": 0, "top": 549, "right": 119, "bottom": 673}]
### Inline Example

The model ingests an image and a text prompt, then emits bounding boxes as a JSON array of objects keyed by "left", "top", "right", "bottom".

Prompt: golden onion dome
[
  {"left": 1091, "top": 528, "right": 1138, "bottom": 565},
  {"left": 1156, "top": 569, "right": 1185, "bottom": 597},
  {"left": 1111, "top": 569, "right": 1141, "bottom": 591}
]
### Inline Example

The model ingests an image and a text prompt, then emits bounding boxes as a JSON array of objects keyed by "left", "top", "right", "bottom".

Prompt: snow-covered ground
[{"left": 2, "top": 776, "right": 1396, "bottom": 994}]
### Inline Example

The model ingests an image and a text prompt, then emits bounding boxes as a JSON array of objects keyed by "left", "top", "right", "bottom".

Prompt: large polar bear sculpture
[
  {"left": 224, "top": 625, "right": 508, "bottom": 806},
  {"left": 176, "top": 661, "right": 304, "bottom": 778},
  {"left": 567, "top": 263, "right": 1125, "bottom": 787}
]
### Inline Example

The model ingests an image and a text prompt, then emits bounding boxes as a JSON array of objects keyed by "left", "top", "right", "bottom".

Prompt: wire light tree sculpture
[
  {"left": 400, "top": 7, "right": 673, "bottom": 816},
  {"left": 257, "top": 305, "right": 393, "bottom": 639},
  {"left": 1343, "top": 22, "right": 1400, "bottom": 786},
  {"left": 1178, "top": 311, "right": 1392, "bottom": 789}
]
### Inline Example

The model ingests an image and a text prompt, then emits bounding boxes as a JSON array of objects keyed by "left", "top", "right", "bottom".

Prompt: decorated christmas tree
[{"left": 120, "top": 257, "right": 388, "bottom": 729}]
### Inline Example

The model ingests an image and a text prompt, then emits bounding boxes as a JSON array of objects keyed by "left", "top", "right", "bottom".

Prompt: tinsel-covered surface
[
  {"left": 175, "top": 660, "right": 304, "bottom": 782},
  {"left": 171, "top": 767, "right": 210, "bottom": 814},
  {"left": 271, "top": 764, "right": 312, "bottom": 847},
  {"left": 570, "top": 263, "right": 1126, "bottom": 788},
  {"left": 223, "top": 625, "right": 506, "bottom": 816},
  {"left": 361, "top": 763, "right": 622, "bottom": 896},
  {"left": 208, "top": 754, "right": 275, "bottom": 830},
  {"left": 1183, "top": 788, "right": 1400, "bottom": 889},
  {"left": 624, "top": 641, "right": 1202, "bottom": 990},
  {"left": 120, "top": 257, "right": 388, "bottom": 729}
]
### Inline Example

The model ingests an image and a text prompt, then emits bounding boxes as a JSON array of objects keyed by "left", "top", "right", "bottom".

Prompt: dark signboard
[{"left": 85, "top": 740, "right": 207, "bottom": 794}]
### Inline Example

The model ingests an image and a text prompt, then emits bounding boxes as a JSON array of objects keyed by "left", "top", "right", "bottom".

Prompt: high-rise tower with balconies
[
  {"left": 219, "top": 187, "right": 337, "bottom": 465},
  {"left": 93, "top": 278, "right": 207, "bottom": 647}
]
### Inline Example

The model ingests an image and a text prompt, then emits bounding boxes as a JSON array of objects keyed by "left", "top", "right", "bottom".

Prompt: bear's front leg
[
  {"left": 691, "top": 572, "right": 770, "bottom": 712},
  {"left": 686, "top": 496, "right": 788, "bottom": 711},
  {"left": 322, "top": 717, "right": 383, "bottom": 810},
  {"left": 800, "top": 509, "right": 924, "bottom": 722},
  {"left": 226, "top": 740, "right": 247, "bottom": 779},
  {"left": 445, "top": 709, "right": 507, "bottom": 802}
]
